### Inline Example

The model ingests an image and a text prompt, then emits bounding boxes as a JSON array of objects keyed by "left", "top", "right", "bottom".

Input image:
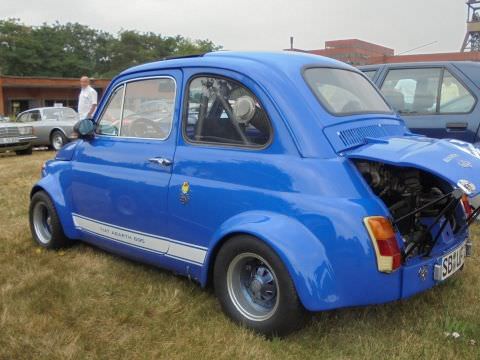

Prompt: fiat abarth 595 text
[{"left": 29, "top": 52, "right": 480, "bottom": 335}]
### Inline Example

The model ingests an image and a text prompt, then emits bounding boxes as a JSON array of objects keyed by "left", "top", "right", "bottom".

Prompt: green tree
[{"left": 0, "top": 18, "right": 221, "bottom": 78}]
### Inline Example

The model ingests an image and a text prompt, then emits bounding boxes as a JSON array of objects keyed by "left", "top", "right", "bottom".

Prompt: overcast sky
[{"left": 1, "top": 0, "right": 469, "bottom": 54}]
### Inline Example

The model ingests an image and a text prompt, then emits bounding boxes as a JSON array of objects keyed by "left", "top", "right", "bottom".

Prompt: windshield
[
  {"left": 304, "top": 68, "right": 392, "bottom": 116},
  {"left": 43, "top": 108, "right": 78, "bottom": 121}
]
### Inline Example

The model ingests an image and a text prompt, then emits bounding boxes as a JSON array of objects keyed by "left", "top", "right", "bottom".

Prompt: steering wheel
[{"left": 128, "top": 118, "right": 165, "bottom": 138}]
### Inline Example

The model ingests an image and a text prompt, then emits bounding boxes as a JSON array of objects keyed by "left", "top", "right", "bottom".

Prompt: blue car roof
[{"left": 119, "top": 51, "right": 353, "bottom": 77}]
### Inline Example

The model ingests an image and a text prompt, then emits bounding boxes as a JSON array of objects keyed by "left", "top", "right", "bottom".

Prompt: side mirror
[{"left": 73, "top": 119, "right": 95, "bottom": 139}]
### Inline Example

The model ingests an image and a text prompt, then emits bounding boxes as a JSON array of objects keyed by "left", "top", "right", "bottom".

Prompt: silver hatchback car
[{"left": 14, "top": 107, "right": 79, "bottom": 150}]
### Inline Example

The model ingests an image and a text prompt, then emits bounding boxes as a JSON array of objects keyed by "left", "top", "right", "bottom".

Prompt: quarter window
[
  {"left": 380, "top": 68, "right": 475, "bottom": 114},
  {"left": 16, "top": 113, "right": 28, "bottom": 123},
  {"left": 97, "top": 86, "right": 124, "bottom": 136},
  {"left": 363, "top": 70, "right": 376, "bottom": 80},
  {"left": 184, "top": 76, "right": 272, "bottom": 147},
  {"left": 439, "top": 71, "right": 475, "bottom": 113}
]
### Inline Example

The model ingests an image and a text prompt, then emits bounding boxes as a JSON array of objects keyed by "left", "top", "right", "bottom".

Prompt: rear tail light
[
  {"left": 461, "top": 194, "right": 473, "bottom": 218},
  {"left": 364, "top": 216, "right": 402, "bottom": 273}
]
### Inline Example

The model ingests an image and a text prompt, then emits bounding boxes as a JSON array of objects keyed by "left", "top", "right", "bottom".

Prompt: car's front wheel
[
  {"left": 50, "top": 130, "right": 67, "bottom": 151},
  {"left": 29, "top": 191, "right": 72, "bottom": 249},
  {"left": 214, "top": 235, "right": 307, "bottom": 336}
]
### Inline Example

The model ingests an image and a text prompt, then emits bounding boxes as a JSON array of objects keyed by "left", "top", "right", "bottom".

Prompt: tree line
[{"left": 0, "top": 19, "right": 222, "bottom": 78}]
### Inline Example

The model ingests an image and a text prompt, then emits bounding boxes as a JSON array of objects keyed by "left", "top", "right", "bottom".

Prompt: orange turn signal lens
[
  {"left": 366, "top": 216, "right": 395, "bottom": 240},
  {"left": 461, "top": 194, "right": 473, "bottom": 218},
  {"left": 364, "top": 216, "right": 402, "bottom": 273}
]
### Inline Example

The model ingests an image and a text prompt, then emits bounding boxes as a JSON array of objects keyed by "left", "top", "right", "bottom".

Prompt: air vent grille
[
  {"left": 338, "top": 125, "right": 386, "bottom": 147},
  {"left": 337, "top": 124, "right": 404, "bottom": 148}
]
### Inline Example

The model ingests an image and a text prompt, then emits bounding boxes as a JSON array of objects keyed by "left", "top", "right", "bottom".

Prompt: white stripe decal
[{"left": 72, "top": 214, "right": 207, "bottom": 265}]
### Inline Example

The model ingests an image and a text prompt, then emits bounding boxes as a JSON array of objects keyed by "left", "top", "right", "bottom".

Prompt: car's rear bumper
[
  {"left": 304, "top": 233, "right": 470, "bottom": 312},
  {"left": 400, "top": 237, "right": 470, "bottom": 299}
]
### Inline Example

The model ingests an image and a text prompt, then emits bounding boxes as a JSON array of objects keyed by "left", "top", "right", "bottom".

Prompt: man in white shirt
[{"left": 78, "top": 76, "right": 98, "bottom": 119}]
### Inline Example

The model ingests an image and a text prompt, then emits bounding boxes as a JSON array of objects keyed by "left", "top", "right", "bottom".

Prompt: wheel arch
[
  {"left": 204, "top": 230, "right": 245, "bottom": 290},
  {"left": 200, "top": 211, "right": 338, "bottom": 311},
  {"left": 49, "top": 127, "right": 68, "bottom": 141},
  {"left": 30, "top": 184, "right": 44, "bottom": 198},
  {"left": 30, "top": 174, "right": 79, "bottom": 240}
]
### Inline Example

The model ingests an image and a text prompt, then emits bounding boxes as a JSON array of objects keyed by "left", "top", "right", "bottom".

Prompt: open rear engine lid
[{"left": 345, "top": 135, "right": 480, "bottom": 198}]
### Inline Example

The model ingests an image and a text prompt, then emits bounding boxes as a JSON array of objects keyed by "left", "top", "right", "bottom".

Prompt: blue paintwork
[
  {"left": 360, "top": 61, "right": 480, "bottom": 145},
  {"left": 31, "top": 52, "right": 480, "bottom": 312}
]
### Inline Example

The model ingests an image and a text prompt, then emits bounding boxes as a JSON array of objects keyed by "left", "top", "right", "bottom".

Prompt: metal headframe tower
[{"left": 462, "top": 0, "right": 480, "bottom": 51}]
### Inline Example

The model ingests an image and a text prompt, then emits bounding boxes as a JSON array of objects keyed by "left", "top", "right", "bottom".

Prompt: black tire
[
  {"left": 29, "top": 191, "right": 72, "bottom": 249},
  {"left": 214, "top": 235, "right": 307, "bottom": 336},
  {"left": 15, "top": 146, "right": 33, "bottom": 155},
  {"left": 50, "top": 130, "right": 67, "bottom": 151}
]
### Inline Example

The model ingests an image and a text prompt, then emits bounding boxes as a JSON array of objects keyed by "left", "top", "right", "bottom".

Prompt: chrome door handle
[{"left": 148, "top": 157, "right": 173, "bottom": 166}]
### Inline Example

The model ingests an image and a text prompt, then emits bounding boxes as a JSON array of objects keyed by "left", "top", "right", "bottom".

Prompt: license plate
[
  {"left": 434, "top": 242, "right": 467, "bottom": 281},
  {"left": 0, "top": 137, "right": 19, "bottom": 144}
]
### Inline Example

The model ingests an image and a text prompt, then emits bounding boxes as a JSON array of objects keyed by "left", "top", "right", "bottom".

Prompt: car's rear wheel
[
  {"left": 29, "top": 191, "right": 72, "bottom": 249},
  {"left": 50, "top": 130, "right": 67, "bottom": 151},
  {"left": 15, "top": 146, "right": 33, "bottom": 155},
  {"left": 214, "top": 235, "right": 307, "bottom": 336}
]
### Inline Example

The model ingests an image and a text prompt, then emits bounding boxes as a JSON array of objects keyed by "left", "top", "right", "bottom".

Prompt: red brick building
[
  {"left": 0, "top": 76, "right": 110, "bottom": 116},
  {"left": 303, "top": 39, "right": 394, "bottom": 66},
  {"left": 291, "top": 39, "right": 480, "bottom": 66}
]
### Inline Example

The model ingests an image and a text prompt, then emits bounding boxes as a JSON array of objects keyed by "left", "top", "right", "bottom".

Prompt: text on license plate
[
  {"left": 0, "top": 137, "right": 19, "bottom": 144},
  {"left": 435, "top": 242, "right": 466, "bottom": 281}
]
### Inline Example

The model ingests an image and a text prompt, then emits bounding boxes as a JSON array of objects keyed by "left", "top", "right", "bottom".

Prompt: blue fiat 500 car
[{"left": 29, "top": 52, "right": 480, "bottom": 335}]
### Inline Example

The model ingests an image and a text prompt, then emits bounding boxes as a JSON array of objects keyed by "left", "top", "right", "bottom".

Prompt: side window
[
  {"left": 184, "top": 76, "right": 271, "bottom": 147},
  {"left": 30, "top": 111, "right": 41, "bottom": 121},
  {"left": 363, "top": 70, "right": 376, "bottom": 81},
  {"left": 381, "top": 68, "right": 442, "bottom": 114},
  {"left": 97, "top": 86, "right": 124, "bottom": 136},
  {"left": 120, "top": 78, "right": 175, "bottom": 139},
  {"left": 439, "top": 70, "right": 475, "bottom": 113}
]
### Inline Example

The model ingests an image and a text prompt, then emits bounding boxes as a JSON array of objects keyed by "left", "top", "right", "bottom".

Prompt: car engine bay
[{"left": 354, "top": 160, "right": 469, "bottom": 258}]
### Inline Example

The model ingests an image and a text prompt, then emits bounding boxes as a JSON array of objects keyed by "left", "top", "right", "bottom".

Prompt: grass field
[{"left": 0, "top": 151, "right": 479, "bottom": 359}]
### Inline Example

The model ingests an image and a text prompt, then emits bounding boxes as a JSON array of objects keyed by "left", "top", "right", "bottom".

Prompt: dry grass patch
[{"left": 0, "top": 151, "right": 479, "bottom": 359}]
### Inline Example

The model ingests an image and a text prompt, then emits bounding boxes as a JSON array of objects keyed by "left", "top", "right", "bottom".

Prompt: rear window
[{"left": 304, "top": 68, "right": 392, "bottom": 116}]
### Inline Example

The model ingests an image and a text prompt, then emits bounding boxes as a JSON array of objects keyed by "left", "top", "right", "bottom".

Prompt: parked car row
[{"left": 0, "top": 107, "right": 79, "bottom": 155}]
